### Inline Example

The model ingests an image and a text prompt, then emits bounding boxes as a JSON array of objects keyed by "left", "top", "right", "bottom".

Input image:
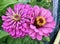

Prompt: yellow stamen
[
  {"left": 36, "top": 16, "right": 46, "bottom": 26},
  {"left": 12, "top": 14, "right": 21, "bottom": 21}
]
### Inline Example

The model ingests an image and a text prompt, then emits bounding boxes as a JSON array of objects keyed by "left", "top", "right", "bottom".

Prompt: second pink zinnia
[{"left": 27, "top": 6, "right": 56, "bottom": 40}]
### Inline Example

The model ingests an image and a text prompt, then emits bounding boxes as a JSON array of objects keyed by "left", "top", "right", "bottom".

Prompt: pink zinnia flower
[
  {"left": 2, "top": 4, "right": 33, "bottom": 38},
  {"left": 27, "top": 6, "right": 56, "bottom": 40}
]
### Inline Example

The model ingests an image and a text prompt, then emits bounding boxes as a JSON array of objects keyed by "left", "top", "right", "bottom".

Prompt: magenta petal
[
  {"left": 25, "top": 4, "right": 32, "bottom": 9},
  {"left": 30, "top": 32, "right": 35, "bottom": 37},
  {"left": 33, "top": 6, "right": 40, "bottom": 17},
  {"left": 34, "top": 29, "right": 39, "bottom": 32},
  {"left": 21, "top": 32, "right": 25, "bottom": 37},
  {"left": 2, "top": 15, "right": 10, "bottom": 21},
  {"left": 44, "top": 34, "right": 50, "bottom": 37},
  {"left": 9, "top": 30, "right": 15, "bottom": 36},
  {"left": 21, "top": 28, "right": 26, "bottom": 32},
  {"left": 30, "top": 18, "right": 35, "bottom": 24},
  {"left": 3, "top": 20, "right": 14, "bottom": 26},
  {"left": 2, "top": 16, "right": 6, "bottom": 21},
  {"left": 38, "top": 29, "right": 43, "bottom": 35},
  {"left": 47, "top": 28, "right": 53, "bottom": 33},
  {"left": 14, "top": 4, "right": 22, "bottom": 14},
  {"left": 22, "top": 23, "right": 27, "bottom": 28},
  {"left": 46, "top": 16, "right": 53, "bottom": 22},
  {"left": 30, "top": 25, "right": 36, "bottom": 29},
  {"left": 8, "top": 28, "right": 13, "bottom": 32},
  {"left": 19, "top": 30, "right": 22, "bottom": 35},
  {"left": 41, "top": 28, "right": 49, "bottom": 34},
  {"left": 28, "top": 29, "right": 34, "bottom": 34},
  {"left": 6, "top": 11, "right": 11, "bottom": 16},
  {"left": 31, "top": 36, "right": 36, "bottom": 39},
  {"left": 37, "top": 35, "right": 42, "bottom": 40},
  {"left": 7, "top": 7, "right": 15, "bottom": 15},
  {"left": 44, "top": 10, "right": 51, "bottom": 18},
  {"left": 29, "top": 32, "right": 36, "bottom": 39},
  {"left": 40, "top": 7, "right": 47, "bottom": 16},
  {"left": 30, "top": 25, "right": 38, "bottom": 32},
  {"left": 16, "top": 22, "right": 19, "bottom": 30},
  {"left": 5, "top": 19, "right": 12, "bottom": 22},
  {"left": 44, "top": 22, "right": 56, "bottom": 28},
  {"left": 16, "top": 29, "right": 20, "bottom": 35}
]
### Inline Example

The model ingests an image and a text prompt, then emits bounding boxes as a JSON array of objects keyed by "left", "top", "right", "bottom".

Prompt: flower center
[
  {"left": 12, "top": 14, "right": 21, "bottom": 21},
  {"left": 36, "top": 16, "right": 46, "bottom": 26},
  {"left": 33, "top": 16, "right": 46, "bottom": 28}
]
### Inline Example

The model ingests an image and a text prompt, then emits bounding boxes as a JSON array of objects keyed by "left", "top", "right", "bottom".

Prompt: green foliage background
[{"left": 0, "top": 0, "right": 52, "bottom": 44}]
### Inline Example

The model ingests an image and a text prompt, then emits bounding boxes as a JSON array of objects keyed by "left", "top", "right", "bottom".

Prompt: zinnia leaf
[
  {"left": 43, "top": 37, "right": 50, "bottom": 42},
  {"left": 0, "top": 0, "right": 18, "bottom": 12},
  {"left": 0, "top": 30, "right": 9, "bottom": 38},
  {"left": 29, "top": 0, "right": 52, "bottom": 8},
  {"left": 40, "top": 41, "right": 44, "bottom": 44}
]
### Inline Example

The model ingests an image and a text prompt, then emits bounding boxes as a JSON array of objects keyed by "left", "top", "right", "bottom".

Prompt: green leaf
[
  {"left": 43, "top": 37, "right": 50, "bottom": 42},
  {"left": 0, "top": 0, "right": 18, "bottom": 17},
  {"left": 13, "top": 38, "right": 22, "bottom": 44},
  {"left": 7, "top": 36, "right": 23, "bottom": 44},
  {"left": 0, "top": 0, "right": 18, "bottom": 12},
  {"left": 30, "top": 0, "right": 36, "bottom": 2},
  {"left": 6, "top": 36, "right": 38, "bottom": 44},
  {"left": 0, "top": 30, "right": 9, "bottom": 38},
  {"left": 0, "top": 36, "right": 8, "bottom": 44},
  {"left": 29, "top": 0, "right": 52, "bottom": 8},
  {"left": 22, "top": 36, "right": 32, "bottom": 44},
  {"left": 40, "top": 41, "right": 44, "bottom": 44},
  {"left": 7, "top": 36, "right": 14, "bottom": 44},
  {"left": 0, "top": 18, "right": 2, "bottom": 28}
]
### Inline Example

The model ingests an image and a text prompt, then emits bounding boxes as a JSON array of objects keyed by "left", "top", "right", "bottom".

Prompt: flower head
[
  {"left": 27, "top": 6, "right": 56, "bottom": 40},
  {"left": 2, "top": 4, "right": 33, "bottom": 38}
]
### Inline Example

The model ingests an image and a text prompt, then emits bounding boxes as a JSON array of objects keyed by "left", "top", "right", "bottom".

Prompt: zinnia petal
[{"left": 37, "top": 35, "right": 42, "bottom": 40}]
